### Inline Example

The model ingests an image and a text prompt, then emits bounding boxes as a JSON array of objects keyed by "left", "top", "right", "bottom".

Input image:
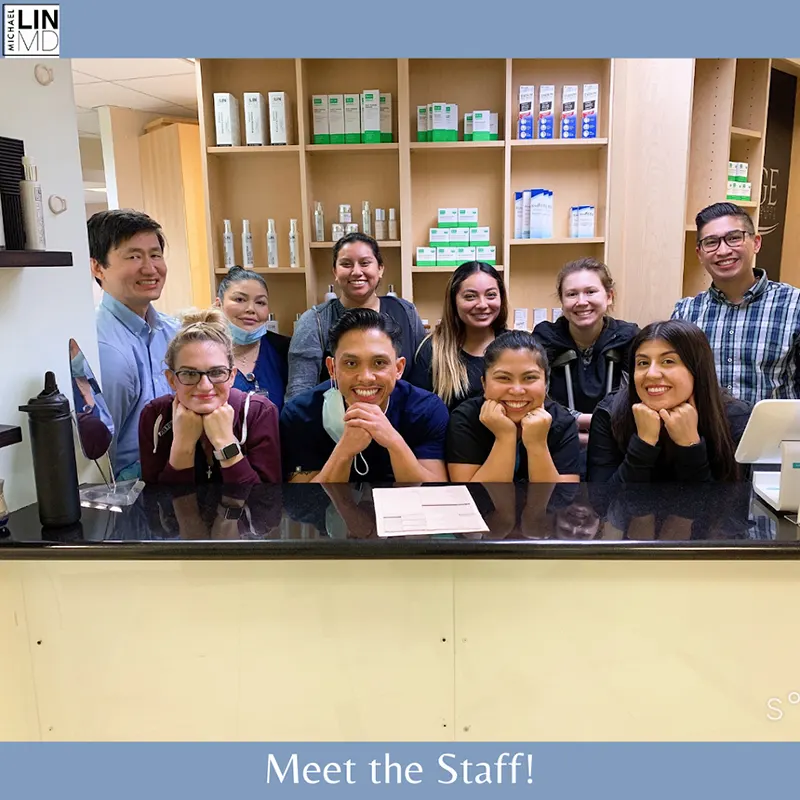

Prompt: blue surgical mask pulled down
[
  {"left": 322, "top": 381, "right": 369, "bottom": 477},
  {"left": 229, "top": 322, "right": 267, "bottom": 346}
]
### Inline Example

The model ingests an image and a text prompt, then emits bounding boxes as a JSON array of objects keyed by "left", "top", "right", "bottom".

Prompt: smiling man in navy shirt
[{"left": 280, "top": 309, "right": 450, "bottom": 483}]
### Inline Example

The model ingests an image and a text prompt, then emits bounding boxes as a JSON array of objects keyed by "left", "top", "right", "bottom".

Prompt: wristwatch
[{"left": 213, "top": 441, "right": 243, "bottom": 461}]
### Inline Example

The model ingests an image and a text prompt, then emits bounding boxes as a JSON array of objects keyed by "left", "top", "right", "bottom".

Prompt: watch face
[{"left": 222, "top": 443, "right": 240, "bottom": 459}]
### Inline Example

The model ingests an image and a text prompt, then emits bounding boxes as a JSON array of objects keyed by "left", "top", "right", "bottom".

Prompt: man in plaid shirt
[{"left": 671, "top": 202, "right": 800, "bottom": 405}]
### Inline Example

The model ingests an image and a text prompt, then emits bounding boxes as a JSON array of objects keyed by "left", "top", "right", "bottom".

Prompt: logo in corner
[{"left": 3, "top": 5, "right": 60, "bottom": 58}]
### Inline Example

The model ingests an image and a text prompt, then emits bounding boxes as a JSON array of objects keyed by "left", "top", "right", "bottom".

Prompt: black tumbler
[{"left": 19, "top": 371, "right": 81, "bottom": 528}]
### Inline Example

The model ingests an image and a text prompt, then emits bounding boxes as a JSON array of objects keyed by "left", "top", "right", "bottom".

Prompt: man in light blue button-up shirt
[{"left": 89, "top": 210, "right": 180, "bottom": 479}]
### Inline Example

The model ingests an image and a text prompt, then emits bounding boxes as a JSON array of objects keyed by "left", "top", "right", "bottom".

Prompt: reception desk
[{"left": 2, "top": 482, "right": 800, "bottom": 742}]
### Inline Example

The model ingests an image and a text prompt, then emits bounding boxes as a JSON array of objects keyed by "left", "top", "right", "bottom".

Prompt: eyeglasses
[
  {"left": 698, "top": 229, "right": 752, "bottom": 253},
  {"left": 173, "top": 367, "right": 232, "bottom": 386}
]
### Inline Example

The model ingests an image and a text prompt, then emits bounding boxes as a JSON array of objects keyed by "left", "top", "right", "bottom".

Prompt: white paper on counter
[{"left": 372, "top": 486, "right": 489, "bottom": 538}]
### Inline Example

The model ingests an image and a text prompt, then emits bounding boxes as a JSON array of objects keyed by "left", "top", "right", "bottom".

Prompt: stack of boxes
[
  {"left": 214, "top": 91, "right": 294, "bottom": 146},
  {"left": 416, "top": 104, "right": 499, "bottom": 142},
  {"left": 516, "top": 83, "right": 598, "bottom": 141},
  {"left": 727, "top": 161, "right": 751, "bottom": 202},
  {"left": 416, "top": 208, "right": 496, "bottom": 268},
  {"left": 513, "top": 190, "right": 596, "bottom": 239},
  {"left": 311, "top": 91, "right": 393, "bottom": 144}
]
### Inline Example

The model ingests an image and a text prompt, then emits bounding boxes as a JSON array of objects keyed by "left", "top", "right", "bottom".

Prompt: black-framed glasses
[
  {"left": 698, "top": 229, "right": 752, "bottom": 253},
  {"left": 173, "top": 367, "right": 233, "bottom": 386}
]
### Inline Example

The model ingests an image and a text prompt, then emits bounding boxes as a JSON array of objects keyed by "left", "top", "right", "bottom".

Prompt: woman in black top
[
  {"left": 408, "top": 261, "right": 508, "bottom": 410},
  {"left": 446, "top": 331, "right": 580, "bottom": 483},
  {"left": 587, "top": 320, "right": 752, "bottom": 484}
]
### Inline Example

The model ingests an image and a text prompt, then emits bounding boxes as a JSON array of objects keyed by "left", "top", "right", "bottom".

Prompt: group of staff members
[{"left": 89, "top": 202, "right": 800, "bottom": 488}]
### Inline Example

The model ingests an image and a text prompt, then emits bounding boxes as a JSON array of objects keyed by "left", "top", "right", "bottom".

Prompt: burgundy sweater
[{"left": 138, "top": 388, "right": 282, "bottom": 485}]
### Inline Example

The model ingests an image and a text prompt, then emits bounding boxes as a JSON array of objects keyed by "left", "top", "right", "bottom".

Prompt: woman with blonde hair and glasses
[
  {"left": 138, "top": 308, "right": 281, "bottom": 485},
  {"left": 408, "top": 261, "right": 509, "bottom": 410}
]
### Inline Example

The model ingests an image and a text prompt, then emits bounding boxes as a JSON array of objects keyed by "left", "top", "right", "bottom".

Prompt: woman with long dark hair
[
  {"left": 586, "top": 320, "right": 752, "bottom": 483},
  {"left": 408, "top": 261, "right": 508, "bottom": 410}
]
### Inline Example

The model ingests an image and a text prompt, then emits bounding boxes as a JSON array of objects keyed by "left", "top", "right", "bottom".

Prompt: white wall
[{"left": 0, "top": 59, "right": 100, "bottom": 511}]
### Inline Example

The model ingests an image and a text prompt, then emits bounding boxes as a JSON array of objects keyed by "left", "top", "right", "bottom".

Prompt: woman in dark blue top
[{"left": 216, "top": 266, "right": 290, "bottom": 411}]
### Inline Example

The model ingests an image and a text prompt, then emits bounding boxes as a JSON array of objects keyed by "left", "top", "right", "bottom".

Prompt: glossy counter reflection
[{"left": 2, "top": 481, "right": 799, "bottom": 558}]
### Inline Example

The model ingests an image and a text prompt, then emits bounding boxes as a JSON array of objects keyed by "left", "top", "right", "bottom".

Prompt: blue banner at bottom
[{"left": 0, "top": 742, "right": 796, "bottom": 798}]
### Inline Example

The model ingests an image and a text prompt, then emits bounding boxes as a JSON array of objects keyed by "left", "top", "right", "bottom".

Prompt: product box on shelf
[
  {"left": 380, "top": 93, "right": 393, "bottom": 142},
  {"left": 312, "top": 95, "right": 330, "bottom": 144},
  {"left": 458, "top": 207, "right": 478, "bottom": 228},
  {"left": 429, "top": 228, "right": 450, "bottom": 246},
  {"left": 456, "top": 246, "right": 476, "bottom": 263},
  {"left": 437, "top": 208, "right": 459, "bottom": 228},
  {"left": 447, "top": 104, "right": 459, "bottom": 141},
  {"left": 430, "top": 103, "right": 448, "bottom": 142},
  {"left": 360, "top": 90, "right": 381, "bottom": 143},
  {"left": 472, "top": 110, "right": 491, "bottom": 141},
  {"left": 449, "top": 227, "right": 471, "bottom": 247},
  {"left": 416, "top": 247, "right": 437, "bottom": 266},
  {"left": 244, "top": 93, "right": 268, "bottom": 146},
  {"left": 538, "top": 85, "right": 555, "bottom": 139},
  {"left": 416, "top": 105, "right": 428, "bottom": 142},
  {"left": 490, "top": 113, "right": 498, "bottom": 141},
  {"left": 470, "top": 226, "right": 490, "bottom": 246},
  {"left": 344, "top": 94, "right": 361, "bottom": 144},
  {"left": 518, "top": 85, "right": 535, "bottom": 140},
  {"left": 214, "top": 93, "right": 241, "bottom": 147},
  {"left": 268, "top": 92, "right": 292, "bottom": 146},
  {"left": 581, "top": 84, "right": 599, "bottom": 139},
  {"left": 475, "top": 246, "right": 496, "bottom": 265},
  {"left": 464, "top": 113, "right": 473, "bottom": 141},
  {"left": 436, "top": 246, "right": 458, "bottom": 267},
  {"left": 328, "top": 95, "right": 345, "bottom": 144},
  {"left": 560, "top": 85, "right": 578, "bottom": 139}
]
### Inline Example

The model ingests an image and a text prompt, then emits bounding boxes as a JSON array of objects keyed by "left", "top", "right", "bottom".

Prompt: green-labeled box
[
  {"left": 416, "top": 247, "right": 437, "bottom": 267},
  {"left": 449, "top": 227, "right": 471, "bottom": 247},
  {"left": 437, "top": 208, "right": 459, "bottom": 228},
  {"left": 476, "top": 245, "right": 496, "bottom": 265},
  {"left": 456, "top": 246, "right": 477, "bottom": 263},
  {"left": 328, "top": 95, "right": 345, "bottom": 144},
  {"left": 312, "top": 95, "right": 330, "bottom": 144},
  {"left": 431, "top": 103, "right": 449, "bottom": 142},
  {"left": 380, "top": 93, "right": 393, "bottom": 143},
  {"left": 417, "top": 105, "right": 428, "bottom": 142},
  {"left": 472, "top": 110, "right": 491, "bottom": 141},
  {"left": 360, "top": 90, "right": 381, "bottom": 144},
  {"left": 470, "top": 226, "right": 490, "bottom": 246},
  {"left": 429, "top": 228, "right": 450, "bottom": 247},
  {"left": 344, "top": 94, "right": 361, "bottom": 144},
  {"left": 436, "top": 246, "right": 458, "bottom": 267},
  {"left": 458, "top": 207, "right": 478, "bottom": 228}
]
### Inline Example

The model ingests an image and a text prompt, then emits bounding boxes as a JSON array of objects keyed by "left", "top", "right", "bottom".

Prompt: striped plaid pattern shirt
[{"left": 671, "top": 269, "right": 800, "bottom": 405}]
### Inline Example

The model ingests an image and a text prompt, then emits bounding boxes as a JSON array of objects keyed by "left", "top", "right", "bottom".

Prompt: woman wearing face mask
[
  {"left": 586, "top": 319, "right": 752, "bottom": 484},
  {"left": 286, "top": 233, "right": 426, "bottom": 400},
  {"left": 446, "top": 331, "right": 581, "bottom": 483},
  {"left": 215, "top": 266, "right": 290, "bottom": 412},
  {"left": 407, "top": 261, "right": 509, "bottom": 411},
  {"left": 533, "top": 258, "right": 639, "bottom": 444},
  {"left": 138, "top": 308, "right": 282, "bottom": 485}
]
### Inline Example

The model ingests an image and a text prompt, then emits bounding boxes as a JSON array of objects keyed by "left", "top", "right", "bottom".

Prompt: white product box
[
  {"left": 513, "top": 308, "right": 530, "bottom": 331},
  {"left": 311, "top": 95, "right": 329, "bottom": 144},
  {"left": 533, "top": 308, "right": 548, "bottom": 326},
  {"left": 456, "top": 246, "right": 476, "bottom": 263},
  {"left": 522, "top": 190, "right": 532, "bottom": 239},
  {"left": 514, "top": 192, "right": 523, "bottom": 238},
  {"left": 490, "top": 112, "right": 498, "bottom": 140},
  {"left": 214, "top": 93, "right": 241, "bottom": 147},
  {"left": 475, "top": 245, "right": 496, "bottom": 265},
  {"left": 578, "top": 205, "right": 596, "bottom": 238},
  {"left": 344, "top": 94, "right": 361, "bottom": 144},
  {"left": 449, "top": 227, "right": 471, "bottom": 246},
  {"left": 518, "top": 84, "right": 535, "bottom": 140},
  {"left": 437, "top": 208, "right": 459, "bottom": 228},
  {"left": 458, "top": 207, "right": 478, "bottom": 228},
  {"left": 328, "top": 95, "right": 345, "bottom": 144},
  {"left": 446, "top": 103, "right": 459, "bottom": 141},
  {"left": 268, "top": 92, "right": 292, "bottom": 145},
  {"left": 560, "top": 85, "right": 578, "bottom": 139},
  {"left": 569, "top": 206, "right": 580, "bottom": 238},
  {"left": 244, "top": 93, "right": 268, "bottom": 146},
  {"left": 470, "top": 226, "right": 490, "bottom": 246},
  {"left": 429, "top": 228, "right": 450, "bottom": 246},
  {"left": 361, "top": 89, "right": 381, "bottom": 143},
  {"left": 416, "top": 247, "right": 437, "bottom": 266},
  {"left": 530, "top": 189, "right": 548, "bottom": 238},
  {"left": 416, "top": 105, "right": 428, "bottom": 142},
  {"left": 472, "top": 110, "right": 492, "bottom": 141},
  {"left": 464, "top": 113, "right": 473, "bottom": 141},
  {"left": 581, "top": 83, "right": 599, "bottom": 138},
  {"left": 380, "top": 93, "right": 393, "bottom": 142},
  {"left": 430, "top": 102, "right": 448, "bottom": 142},
  {"left": 538, "top": 85, "right": 555, "bottom": 139},
  {"left": 436, "top": 246, "right": 459, "bottom": 267}
]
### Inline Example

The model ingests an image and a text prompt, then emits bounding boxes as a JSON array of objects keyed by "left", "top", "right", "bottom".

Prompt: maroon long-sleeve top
[{"left": 138, "top": 388, "right": 282, "bottom": 485}]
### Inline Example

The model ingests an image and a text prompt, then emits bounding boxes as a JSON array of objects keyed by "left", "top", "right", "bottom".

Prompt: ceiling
[{"left": 72, "top": 58, "right": 199, "bottom": 138}]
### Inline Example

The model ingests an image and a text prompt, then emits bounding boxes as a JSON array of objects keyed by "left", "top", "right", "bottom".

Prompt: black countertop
[{"left": 1, "top": 481, "right": 798, "bottom": 560}]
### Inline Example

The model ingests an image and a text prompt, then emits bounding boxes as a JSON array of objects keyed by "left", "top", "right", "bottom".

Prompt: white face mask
[{"left": 322, "top": 378, "right": 368, "bottom": 476}]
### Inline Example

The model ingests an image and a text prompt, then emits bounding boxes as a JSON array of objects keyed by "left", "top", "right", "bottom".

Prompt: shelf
[
  {"left": 0, "top": 250, "right": 74, "bottom": 268},
  {"left": 510, "top": 138, "right": 608, "bottom": 150},
  {"left": 730, "top": 126, "right": 762, "bottom": 141},
  {"left": 736, "top": 200, "right": 758, "bottom": 208},
  {"left": 510, "top": 237, "right": 605, "bottom": 246},
  {"left": 413, "top": 266, "right": 504, "bottom": 273},
  {"left": 410, "top": 141, "right": 505, "bottom": 151},
  {"left": 310, "top": 241, "right": 401, "bottom": 249},
  {"left": 306, "top": 143, "right": 398, "bottom": 153},
  {"left": 0, "top": 425, "right": 22, "bottom": 449},
  {"left": 207, "top": 145, "right": 300, "bottom": 154},
  {"left": 213, "top": 267, "right": 305, "bottom": 275}
]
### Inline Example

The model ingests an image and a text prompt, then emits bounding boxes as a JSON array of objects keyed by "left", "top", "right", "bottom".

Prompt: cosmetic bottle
[
  {"left": 266, "top": 312, "right": 279, "bottom": 333},
  {"left": 223, "top": 219, "right": 235, "bottom": 269},
  {"left": 386, "top": 284, "right": 398, "bottom": 298},
  {"left": 266, "top": 219, "right": 279, "bottom": 268},
  {"left": 389, "top": 208, "right": 398, "bottom": 240},
  {"left": 20, "top": 156, "right": 46, "bottom": 250},
  {"left": 314, "top": 201, "right": 325, "bottom": 242},
  {"left": 324, "top": 284, "right": 337, "bottom": 301},
  {"left": 289, "top": 219, "right": 299, "bottom": 268},
  {"left": 242, "top": 219, "right": 254, "bottom": 268},
  {"left": 18, "top": 372, "right": 81, "bottom": 528},
  {"left": 362, "top": 201, "right": 372, "bottom": 237},
  {"left": 374, "top": 209, "right": 387, "bottom": 240}
]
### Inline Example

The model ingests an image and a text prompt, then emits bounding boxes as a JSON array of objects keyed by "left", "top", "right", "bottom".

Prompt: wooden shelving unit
[
  {"left": 196, "top": 58, "right": 613, "bottom": 334},
  {"left": 682, "top": 59, "right": 772, "bottom": 297}
]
